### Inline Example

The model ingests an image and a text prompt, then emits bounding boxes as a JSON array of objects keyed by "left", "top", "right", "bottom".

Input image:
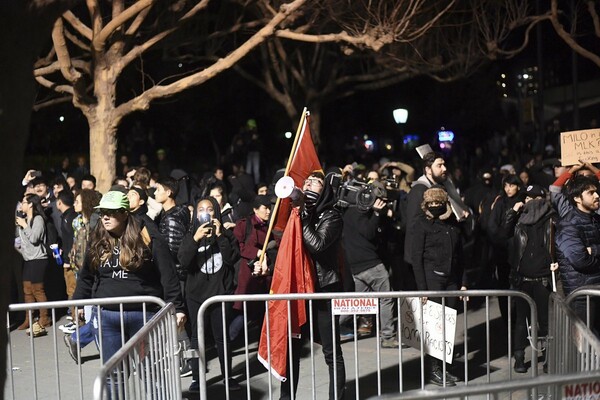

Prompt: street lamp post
[{"left": 393, "top": 108, "right": 408, "bottom": 152}]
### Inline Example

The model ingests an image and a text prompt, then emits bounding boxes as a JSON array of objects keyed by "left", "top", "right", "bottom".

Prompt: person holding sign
[{"left": 411, "top": 186, "right": 468, "bottom": 386}]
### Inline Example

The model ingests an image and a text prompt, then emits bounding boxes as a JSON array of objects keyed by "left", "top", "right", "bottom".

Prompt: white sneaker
[{"left": 59, "top": 322, "right": 76, "bottom": 334}]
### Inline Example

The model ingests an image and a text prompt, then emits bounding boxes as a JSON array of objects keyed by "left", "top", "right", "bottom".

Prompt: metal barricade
[
  {"left": 196, "top": 290, "right": 539, "bottom": 400},
  {"left": 375, "top": 292, "right": 600, "bottom": 400},
  {"left": 6, "top": 296, "right": 168, "bottom": 400},
  {"left": 93, "top": 303, "right": 181, "bottom": 400},
  {"left": 565, "top": 286, "right": 600, "bottom": 333}
]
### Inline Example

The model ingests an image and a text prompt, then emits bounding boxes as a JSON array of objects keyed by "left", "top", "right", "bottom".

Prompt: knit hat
[
  {"left": 525, "top": 184, "right": 546, "bottom": 198},
  {"left": 422, "top": 187, "right": 448, "bottom": 204},
  {"left": 95, "top": 191, "right": 130, "bottom": 210}
]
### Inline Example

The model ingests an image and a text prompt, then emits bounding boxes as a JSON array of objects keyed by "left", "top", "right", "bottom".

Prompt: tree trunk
[
  {"left": 308, "top": 106, "right": 322, "bottom": 148},
  {"left": 88, "top": 115, "right": 118, "bottom": 193}
]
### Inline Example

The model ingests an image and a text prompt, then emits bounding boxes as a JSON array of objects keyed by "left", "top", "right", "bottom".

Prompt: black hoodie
[{"left": 178, "top": 197, "right": 240, "bottom": 302}]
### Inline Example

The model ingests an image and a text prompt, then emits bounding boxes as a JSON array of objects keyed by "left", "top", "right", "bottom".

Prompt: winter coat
[
  {"left": 555, "top": 208, "right": 600, "bottom": 295},
  {"left": 158, "top": 204, "right": 191, "bottom": 280}
]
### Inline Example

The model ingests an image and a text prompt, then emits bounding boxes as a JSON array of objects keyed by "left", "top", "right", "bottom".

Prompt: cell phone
[
  {"left": 16, "top": 210, "right": 26, "bottom": 219},
  {"left": 31, "top": 170, "right": 42, "bottom": 178},
  {"left": 198, "top": 212, "right": 211, "bottom": 225}
]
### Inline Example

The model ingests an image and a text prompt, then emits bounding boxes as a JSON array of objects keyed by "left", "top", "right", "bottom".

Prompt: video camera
[{"left": 331, "top": 174, "right": 399, "bottom": 211}]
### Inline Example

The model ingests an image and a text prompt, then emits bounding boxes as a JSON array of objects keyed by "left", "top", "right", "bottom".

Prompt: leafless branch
[
  {"left": 33, "top": 95, "right": 73, "bottom": 111},
  {"left": 35, "top": 75, "right": 74, "bottom": 94},
  {"left": 62, "top": 10, "right": 92, "bottom": 40},
  {"left": 52, "top": 17, "right": 82, "bottom": 83},
  {"left": 93, "top": 0, "right": 153, "bottom": 51},
  {"left": 64, "top": 28, "right": 91, "bottom": 51}
]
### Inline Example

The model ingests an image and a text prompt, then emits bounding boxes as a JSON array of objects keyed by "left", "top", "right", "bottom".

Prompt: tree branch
[
  {"left": 62, "top": 10, "right": 92, "bottom": 40},
  {"left": 85, "top": 0, "right": 103, "bottom": 40},
  {"left": 33, "top": 95, "right": 73, "bottom": 111},
  {"left": 588, "top": 0, "right": 600, "bottom": 38},
  {"left": 115, "top": 0, "right": 308, "bottom": 118},
  {"left": 34, "top": 75, "right": 74, "bottom": 94},
  {"left": 551, "top": 0, "right": 600, "bottom": 68},
  {"left": 64, "top": 28, "right": 91, "bottom": 51},
  {"left": 93, "top": 0, "right": 153, "bottom": 52},
  {"left": 34, "top": 59, "right": 90, "bottom": 77},
  {"left": 52, "top": 17, "right": 82, "bottom": 83},
  {"left": 118, "top": 0, "right": 210, "bottom": 73},
  {"left": 275, "top": 29, "right": 393, "bottom": 52}
]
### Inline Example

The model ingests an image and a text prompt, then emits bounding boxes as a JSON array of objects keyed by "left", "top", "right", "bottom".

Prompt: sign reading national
[
  {"left": 332, "top": 298, "right": 379, "bottom": 315},
  {"left": 561, "top": 129, "right": 600, "bottom": 165}
]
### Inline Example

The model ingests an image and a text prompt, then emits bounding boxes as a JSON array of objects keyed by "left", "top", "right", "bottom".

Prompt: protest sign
[
  {"left": 560, "top": 129, "right": 600, "bottom": 165},
  {"left": 400, "top": 297, "right": 457, "bottom": 363}
]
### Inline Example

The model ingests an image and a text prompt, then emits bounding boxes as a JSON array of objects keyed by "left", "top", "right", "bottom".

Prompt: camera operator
[{"left": 340, "top": 179, "right": 398, "bottom": 348}]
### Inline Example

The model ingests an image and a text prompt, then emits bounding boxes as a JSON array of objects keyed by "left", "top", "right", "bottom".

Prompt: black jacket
[
  {"left": 411, "top": 211, "right": 467, "bottom": 291},
  {"left": 73, "top": 226, "right": 185, "bottom": 313},
  {"left": 60, "top": 207, "right": 77, "bottom": 264},
  {"left": 342, "top": 207, "right": 382, "bottom": 275},
  {"left": 555, "top": 208, "right": 600, "bottom": 295},
  {"left": 504, "top": 200, "right": 555, "bottom": 278},
  {"left": 158, "top": 204, "right": 191, "bottom": 280}
]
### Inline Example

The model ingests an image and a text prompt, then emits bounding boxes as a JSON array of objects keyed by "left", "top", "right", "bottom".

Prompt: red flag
[
  {"left": 274, "top": 113, "right": 322, "bottom": 232},
  {"left": 257, "top": 208, "right": 316, "bottom": 381}
]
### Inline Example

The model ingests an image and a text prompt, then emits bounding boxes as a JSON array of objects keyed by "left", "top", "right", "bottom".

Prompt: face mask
[
  {"left": 427, "top": 205, "right": 446, "bottom": 218},
  {"left": 304, "top": 190, "right": 320, "bottom": 212}
]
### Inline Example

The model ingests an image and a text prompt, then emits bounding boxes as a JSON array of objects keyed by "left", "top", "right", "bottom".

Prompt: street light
[{"left": 393, "top": 108, "right": 408, "bottom": 124}]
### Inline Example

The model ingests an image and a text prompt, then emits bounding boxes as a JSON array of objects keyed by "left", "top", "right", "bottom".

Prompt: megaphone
[{"left": 275, "top": 176, "right": 303, "bottom": 201}]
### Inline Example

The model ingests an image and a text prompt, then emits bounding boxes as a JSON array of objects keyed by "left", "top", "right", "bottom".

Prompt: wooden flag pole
[{"left": 256, "top": 108, "right": 308, "bottom": 267}]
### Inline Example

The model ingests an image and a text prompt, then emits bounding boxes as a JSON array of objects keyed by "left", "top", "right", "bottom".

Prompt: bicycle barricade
[
  {"left": 195, "top": 290, "right": 539, "bottom": 400},
  {"left": 372, "top": 291, "right": 600, "bottom": 400},
  {"left": 6, "top": 296, "right": 168, "bottom": 400},
  {"left": 565, "top": 286, "right": 600, "bottom": 334},
  {"left": 93, "top": 303, "right": 181, "bottom": 400}
]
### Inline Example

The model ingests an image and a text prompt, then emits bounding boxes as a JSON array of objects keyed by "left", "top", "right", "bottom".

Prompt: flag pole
[{"left": 257, "top": 108, "right": 308, "bottom": 266}]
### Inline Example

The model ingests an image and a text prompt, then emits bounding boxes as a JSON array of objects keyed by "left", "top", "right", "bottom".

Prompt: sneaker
[
  {"left": 188, "top": 380, "right": 199, "bottom": 393},
  {"left": 63, "top": 334, "right": 79, "bottom": 363},
  {"left": 429, "top": 368, "right": 456, "bottom": 387},
  {"left": 26, "top": 322, "right": 47, "bottom": 338},
  {"left": 339, "top": 329, "right": 354, "bottom": 342},
  {"left": 381, "top": 338, "right": 399, "bottom": 349},
  {"left": 180, "top": 360, "right": 193, "bottom": 378},
  {"left": 66, "top": 315, "right": 73, "bottom": 321},
  {"left": 445, "top": 370, "right": 460, "bottom": 383},
  {"left": 224, "top": 377, "right": 242, "bottom": 391},
  {"left": 59, "top": 322, "right": 77, "bottom": 334}
]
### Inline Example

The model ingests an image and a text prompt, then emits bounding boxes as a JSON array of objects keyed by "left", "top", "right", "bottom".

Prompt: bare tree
[
  {"left": 549, "top": 0, "right": 600, "bottom": 68},
  {"left": 228, "top": 0, "right": 551, "bottom": 141}
]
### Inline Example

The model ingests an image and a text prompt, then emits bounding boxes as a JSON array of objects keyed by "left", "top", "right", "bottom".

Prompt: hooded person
[
  {"left": 411, "top": 186, "right": 467, "bottom": 386},
  {"left": 503, "top": 184, "right": 556, "bottom": 374},
  {"left": 279, "top": 171, "right": 347, "bottom": 400},
  {"left": 177, "top": 196, "right": 241, "bottom": 392}
]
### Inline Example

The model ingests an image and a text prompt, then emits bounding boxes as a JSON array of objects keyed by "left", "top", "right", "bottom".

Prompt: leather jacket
[
  {"left": 302, "top": 208, "right": 343, "bottom": 290},
  {"left": 158, "top": 205, "right": 191, "bottom": 280}
]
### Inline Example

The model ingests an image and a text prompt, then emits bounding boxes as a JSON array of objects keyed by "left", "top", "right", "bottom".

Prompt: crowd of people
[{"left": 12, "top": 131, "right": 600, "bottom": 395}]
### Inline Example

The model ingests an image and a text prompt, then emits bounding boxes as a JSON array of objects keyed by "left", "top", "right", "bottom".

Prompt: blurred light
[
  {"left": 393, "top": 108, "right": 408, "bottom": 124},
  {"left": 523, "top": 73, "right": 529, "bottom": 79},
  {"left": 364, "top": 139, "right": 374, "bottom": 151},
  {"left": 385, "top": 144, "right": 392, "bottom": 151},
  {"left": 501, "top": 73, "right": 506, "bottom": 79},
  {"left": 518, "top": 74, "right": 522, "bottom": 79},
  {"left": 503, "top": 94, "right": 508, "bottom": 97},
  {"left": 501, "top": 83, "right": 506, "bottom": 88},
  {"left": 178, "top": 63, "right": 183, "bottom": 68},
  {"left": 59, "top": 116, "right": 65, "bottom": 122},
  {"left": 437, "top": 129, "right": 455, "bottom": 142},
  {"left": 363, "top": 134, "right": 369, "bottom": 140},
  {"left": 440, "top": 143, "right": 446, "bottom": 149},
  {"left": 284, "top": 131, "right": 292, "bottom": 139}
]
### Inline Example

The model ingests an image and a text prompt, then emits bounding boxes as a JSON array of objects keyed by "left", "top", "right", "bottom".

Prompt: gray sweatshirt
[{"left": 17, "top": 215, "right": 48, "bottom": 261}]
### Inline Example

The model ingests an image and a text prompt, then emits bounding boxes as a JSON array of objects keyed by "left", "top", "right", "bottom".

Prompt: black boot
[
  {"left": 428, "top": 359, "right": 456, "bottom": 386},
  {"left": 514, "top": 350, "right": 527, "bottom": 373}
]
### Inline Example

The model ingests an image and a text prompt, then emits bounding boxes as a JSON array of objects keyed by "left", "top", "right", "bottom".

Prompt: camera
[
  {"left": 16, "top": 210, "right": 26, "bottom": 219},
  {"left": 198, "top": 212, "right": 212, "bottom": 226},
  {"left": 330, "top": 174, "right": 388, "bottom": 211}
]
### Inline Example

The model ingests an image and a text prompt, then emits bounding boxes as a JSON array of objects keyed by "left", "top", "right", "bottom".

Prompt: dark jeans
[
  {"left": 280, "top": 297, "right": 346, "bottom": 400},
  {"left": 513, "top": 279, "right": 551, "bottom": 351},
  {"left": 187, "top": 297, "right": 232, "bottom": 381}
]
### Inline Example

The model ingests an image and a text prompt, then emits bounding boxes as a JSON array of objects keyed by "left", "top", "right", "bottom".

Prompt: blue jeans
[
  {"left": 100, "top": 309, "right": 155, "bottom": 361},
  {"left": 71, "top": 307, "right": 99, "bottom": 349}
]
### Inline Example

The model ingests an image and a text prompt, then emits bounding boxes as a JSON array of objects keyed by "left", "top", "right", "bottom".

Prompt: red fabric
[
  {"left": 274, "top": 115, "right": 322, "bottom": 232},
  {"left": 257, "top": 209, "right": 316, "bottom": 381}
]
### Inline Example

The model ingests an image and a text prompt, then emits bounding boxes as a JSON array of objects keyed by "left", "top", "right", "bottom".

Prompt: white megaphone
[{"left": 274, "top": 176, "right": 303, "bottom": 201}]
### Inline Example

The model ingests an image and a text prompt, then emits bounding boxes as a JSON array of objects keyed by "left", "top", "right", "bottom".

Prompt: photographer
[{"left": 340, "top": 180, "right": 398, "bottom": 348}]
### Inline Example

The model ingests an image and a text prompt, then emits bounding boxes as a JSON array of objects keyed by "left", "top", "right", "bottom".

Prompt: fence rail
[
  {"left": 6, "top": 296, "right": 167, "bottom": 400},
  {"left": 196, "top": 290, "right": 539, "bottom": 400}
]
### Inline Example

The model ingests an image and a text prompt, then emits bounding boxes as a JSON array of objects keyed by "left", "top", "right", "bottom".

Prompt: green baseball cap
[{"left": 95, "top": 191, "right": 130, "bottom": 210}]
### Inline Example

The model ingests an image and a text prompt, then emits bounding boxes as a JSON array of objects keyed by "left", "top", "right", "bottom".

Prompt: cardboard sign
[
  {"left": 399, "top": 297, "right": 457, "bottom": 363},
  {"left": 560, "top": 129, "right": 600, "bottom": 165},
  {"left": 332, "top": 298, "right": 378, "bottom": 315}
]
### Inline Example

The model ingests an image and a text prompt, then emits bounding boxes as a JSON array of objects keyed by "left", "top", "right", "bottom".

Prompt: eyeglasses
[
  {"left": 99, "top": 209, "right": 126, "bottom": 217},
  {"left": 304, "top": 178, "right": 324, "bottom": 187}
]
